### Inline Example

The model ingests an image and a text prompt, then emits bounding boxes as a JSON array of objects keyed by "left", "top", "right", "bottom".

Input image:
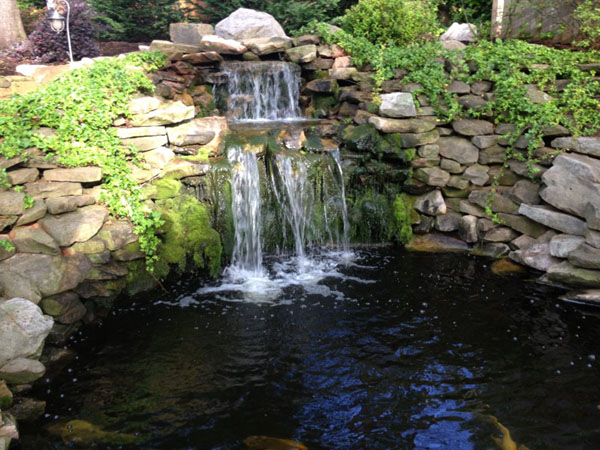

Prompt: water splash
[{"left": 220, "top": 62, "right": 301, "bottom": 121}]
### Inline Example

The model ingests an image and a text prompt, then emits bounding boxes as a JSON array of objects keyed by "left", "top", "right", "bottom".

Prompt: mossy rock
[
  {"left": 142, "top": 178, "right": 182, "bottom": 200},
  {"left": 391, "top": 194, "right": 414, "bottom": 244},
  {"left": 341, "top": 124, "right": 382, "bottom": 153},
  {"left": 155, "top": 194, "right": 222, "bottom": 278}
]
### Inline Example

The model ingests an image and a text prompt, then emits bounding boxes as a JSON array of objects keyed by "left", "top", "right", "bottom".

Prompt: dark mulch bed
[{"left": 0, "top": 41, "right": 147, "bottom": 77}]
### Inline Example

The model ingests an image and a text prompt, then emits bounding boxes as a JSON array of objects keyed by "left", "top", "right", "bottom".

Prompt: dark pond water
[{"left": 16, "top": 249, "right": 600, "bottom": 449}]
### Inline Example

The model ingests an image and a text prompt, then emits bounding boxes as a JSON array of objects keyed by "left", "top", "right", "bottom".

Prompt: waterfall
[
  {"left": 228, "top": 145, "right": 264, "bottom": 276},
  {"left": 328, "top": 149, "right": 351, "bottom": 253},
  {"left": 219, "top": 62, "right": 301, "bottom": 121}
]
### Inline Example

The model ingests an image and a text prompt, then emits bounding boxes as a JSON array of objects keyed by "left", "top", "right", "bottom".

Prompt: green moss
[
  {"left": 123, "top": 260, "right": 158, "bottom": 295},
  {"left": 155, "top": 194, "right": 222, "bottom": 277},
  {"left": 303, "top": 134, "right": 324, "bottom": 152},
  {"left": 313, "top": 94, "right": 338, "bottom": 111},
  {"left": 391, "top": 194, "right": 414, "bottom": 244},
  {"left": 154, "top": 178, "right": 182, "bottom": 199}
]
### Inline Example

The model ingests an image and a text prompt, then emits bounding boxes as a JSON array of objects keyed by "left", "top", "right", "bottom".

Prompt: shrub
[
  {"left": 28, "top": 0, "right": 99, "bottom": 63},
  {"left": 88, "top": 0, "right": 184, "bottom": 41},
  {"left": 338, "top": 0, "right": 440, "bottom": 46},
  {"left": 440, "top": 0, "right": 493, "bottom": 24}
]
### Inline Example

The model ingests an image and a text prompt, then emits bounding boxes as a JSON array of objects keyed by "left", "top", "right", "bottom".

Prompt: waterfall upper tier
[{"left": 218, "top": 61, "right": 302, "bottom": 122}]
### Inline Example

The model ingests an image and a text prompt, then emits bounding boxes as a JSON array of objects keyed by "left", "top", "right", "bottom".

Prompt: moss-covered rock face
[
  {"left": 155, "top": 193, "right": 223, "bottom": 278},
  {"left": 391, "top": 194, "right": 414, "bottom": 244}
]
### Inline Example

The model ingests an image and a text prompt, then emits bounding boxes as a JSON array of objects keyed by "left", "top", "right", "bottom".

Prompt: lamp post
[{"left": 46, "top": 0, "right": 73, "bottom": 63}]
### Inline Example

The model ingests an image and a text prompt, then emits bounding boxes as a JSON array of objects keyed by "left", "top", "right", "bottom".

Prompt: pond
[{"left": 16, "top": 248, "right": 600, "bottom": 449}]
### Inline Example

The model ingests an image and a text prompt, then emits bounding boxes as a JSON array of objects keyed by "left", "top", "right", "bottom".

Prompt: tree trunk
[{"left": 0, "top": 0, "right": 27, "bottom": 49}]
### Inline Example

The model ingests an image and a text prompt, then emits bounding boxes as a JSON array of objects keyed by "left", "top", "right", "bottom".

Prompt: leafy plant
[
  {"left": 0, "top": 51, "right": 169, "bottom": 271},
  {"left": 28, "top": 0, "right": 99, "bottom": 63},
  {"left": 574, "top": 0, "right": 600, "bottom": 49},
  {"left": 338, "top": 0, "right": 440, "bottom": 46}
]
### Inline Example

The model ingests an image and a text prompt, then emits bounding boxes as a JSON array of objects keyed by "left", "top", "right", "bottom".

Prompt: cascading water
[
  {"left": 227, "top": 145, "right": 264, "bottom": 276},
  {"left": 219, "top": 61, "right": 301, "bottom": 121}
]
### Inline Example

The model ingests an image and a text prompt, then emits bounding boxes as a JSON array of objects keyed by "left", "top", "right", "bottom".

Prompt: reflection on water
[{"left": 17, "top": 249, "right": 600, "bottom": 449}]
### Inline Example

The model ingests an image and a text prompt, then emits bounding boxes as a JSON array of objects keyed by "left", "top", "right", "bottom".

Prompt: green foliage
[
  {"left": 391, "top": 194, "right": 413, "bottom": 244},
  {"left": 338, "top": 0, "right": 440, "bottom": 46},
  {"left": 88, "top": 0, "right": 184, "bottom": 41},
  {"left": 0, "top": 51, "right": 169, "bottom": 271},
  {"left": 17, "top": 0, "right": 46, "bottom": 9},
  {"left": 0, "top": 239, "right": 15, "bottom": 253},
  {"left": 441, "top": 0, "right": 493, "bottom": 24},
  {"left": 574, "top": 0, "right": 600, "bottom": 49},
  {"left": 195, "top": 0, "right": 343, "bottom": 33}
]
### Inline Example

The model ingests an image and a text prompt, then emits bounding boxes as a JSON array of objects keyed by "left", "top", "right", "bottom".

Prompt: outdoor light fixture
[{"left": 46, "top": 0, "right": 74, "bottom": 63}]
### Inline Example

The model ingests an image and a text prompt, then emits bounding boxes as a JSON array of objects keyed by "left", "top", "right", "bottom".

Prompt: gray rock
[
  {"left": 143, "top": 147, "right": 175, "bottom": 170},
  {"left": 216, "top": 8, "right": 287, "bottom": 40},
  {"left": 40, "top": 292, "right": 86, "bottom": 325},
  {"left": 0, "top": 192, "right": 25, "bottom": 216},
  {"left": 548, "top": 261, "right": 600, "bottom": 287},
  {"left": 414, "top": 190, "right": 446, "bottom": 216},
  {"left": 0, "top": 253, "right": 91, "bottom": 299},
  {"left": 243, "top": 37, "right": 291, "bottom": 55},
  {"left": 477, "top": 217, "right": 496, "bottom": 235},
  {"left": 418, "top": 144, "right": 440, "bottom": 158},
  {"left": 40, "top": 205, "right": 108, "bottom": 247},
  {"left": 551, "top": 137, "right": 600, "bottom": 157},
  {"left": 401, "top": 130, "right": 439, "bottom": 147},
  {"left": 550, "top": 234, "right": 585, "bottom": 258},
  {"left": 0, "top": 236, "right": 15, "bottom": 261},
  {"left": 199, "top": 34, "right": 248, "bottom": 54},
  {"left": 286, "top": 45, "right": 317, "bottom": 63},
  {"left": 448, "top": 176, "right": 469, "bottom": 190},
  {"left": 542, "top": 125, "right": 570, "bottom": 137},
  {"left": 440, "top": 22, "right": 476, "bottom": 41},
  {"left": 0, "top": 358, "right": 45, "bottom": 385},
  {"left": 413, "top": 215, "right": 434, "bottom": 234},
  {"left": 437, "top": 136, "right": 479, "bottom": 164},
  {"left": 45, "top": 195, "right": 95, "bottom": 215},
  {"left": 483, "top": 226, "right": 519, "bottom": 243},
  {"left": 127, "top": 96, "right": 161, "bottom": 115},
  {"left": 169, "top": 23, "right": 214, "bottom": 45},
  {"left": 182, "top": 51, "right": 224, "bottom": 64},
  {"left": 457, "top": 95, "right": 487, "bottom": 110},
  {"left": 509, "top": 179, "right": 540, "bottom": 205},
  {"left": 510, "top": 241, "right": 561, "bottom": 272},
  {"left": 525, "top": 85, "right": 553, "bottom": 104},
  {"left": 469, "top": 189, "right": 519, "bottom": 214},
  {"left": 471, "top": 81, "right": 492, "bottom": 95},
  {"left": 368, "top": 116, "right": 436, "bottom": 134},
  {"left": 15, "top": 199, "right": 46, "bottom": 227},
  {"left": 478, "top": 145, "right": 506, "bottom": 164},
  {"left": 480, "top": 243, "right": 511, "bottom": 258},
  {"left": 511, "top": 234, "right": 536, "bottom": 250},
  {"left": 452, "top": 119, "right": 494, "bottom": 136},
  {"left": 497, "top": 213, "right": 547, "bottom": 238},
  {"left": 508, "top": 160, "right": 546, "bottom": 178},
  {"left": 121, "top": 135, "right": 168, "bottom": 152},
  {"left": 130, "top": 101, "right": 195, "bottom": 127},
  {"left": 292, "top": 34, "right": 320, "bottom": 46},
  {"left": 447, "top": 80, "right": 470, "bottom": 94},
  {"left": 569, "top": 243, "right": 600, "bottom": 270},
  {"left": 585, "top": 228, "right": 600, "bottom": 249},
  {"left": 459, "top": 200, "right": 486, "bottom": 217},
  {"left": 0, "top": 217, "right": 17, "bottom": 233},
  {"left": 7, "top": 168, "right": 38, "bottom": 185},
  {"left": 463, "top": 164, "right": 489, "bottom": 186},
  {"left": 414, "top": 167, "right": 450, "bottom": 187},
  {"left": 166, "top": 117, "right": 223, "bottom": 147},
  {"left": 149, "top": 40, "right": 201, "bottom": 54},
  {"left": 434, "top": 211, "right": 463, "bottom": 232},
  {"left": 560, "top": 289, "right": 600, "bottom": 305},
  {"left": 305, "top": 79, "right": 338, "bottom": 93},
  {"left": 24, "top": 182, "right": 82, "bottom": 199},
  {"left": 11, "top": 226, "right": 59, "bottom": 255},
  {"left": 379, "top": 92, "right": 417, "bottom": 118},
  {"left": 440, "top": 158, "right": 463, "bottom": 174},
  {"left": 459, "top": 215, "right": 478, "bottom": 243},
  {"left": 472, "top": 135, "right": 500, "bottom": 149},
  {"left": 0, "top": 298, "right": 53, "bottom": 367},
  {"left": 441, "top": 39, "right": 466, "bottom": 51},
  {"left": 518, "top": 204, "right": 586, "bottom": 235},
  {"left": 542, "top": 153, "right": 600, "bottom": 218}
]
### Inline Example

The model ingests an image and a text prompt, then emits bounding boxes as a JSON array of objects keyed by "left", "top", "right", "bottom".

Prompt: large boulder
[
  {"left": 0, "top": 298, "right": 53, "bottom": 367},
  {"left": 540, "top": 153, "right": 600, "bottom": 218},
  {"left": 40, "top": 205, "right": 108, "bottom": 247},
  {"left": 215, "top": 8, "right": 287, "bottom": 41},
  {"left": 379, "top": 92, "right": 417, "bottom": 118},
  {"left": 169, "top": 23, "right": 214, "bottom": 45}
]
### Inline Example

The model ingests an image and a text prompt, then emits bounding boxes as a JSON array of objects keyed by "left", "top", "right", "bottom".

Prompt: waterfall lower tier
[
  {"left": 218, "top": 62, "right": 301, "bottom": 121},
  {"left": 224, "top": 142, "right": 350, "bottom": 276}
]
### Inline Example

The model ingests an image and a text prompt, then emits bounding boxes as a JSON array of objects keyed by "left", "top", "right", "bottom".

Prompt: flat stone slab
[
  {"left": 368, "top": 117, "right": 436, "bottom": 134},
  {"left": 518, "top": 204, "right": 586, "bottom": 235},
  {"left": 0, "top": 358, "right": 46, "bottom": 384},
  {"left": 43, "top": 167, "right": 102, "bottom": 183},
  {"left": 379, "top": 92, "right": 417, "bottom": 118},
  {"left": 548, "top": 261, "right": 600, "bottom": 287},
  {"left": 560, "top": 289, "right": 600, "bottom": 306},
  {"left": 129, "top": 101, "right": 195, "bottom": 127},
  {"left": 551, "top": 136, "right": 600, "bottom": 157},
  {"left": 199, "top": 35, "right": 247, "bottom": 55},
  {"left": 550, "top": 234, "right": 585, "bottom": 258},
  {"left": 40, "top": 205, "right": 108, "bottom": 247},
  {"left": 438, "top": 137, "right": 479, "bottom": 165},
  {"left": 405, "top": 233, "right": 470, "bottom": 253},
  {"left": 24, "top": 182, "right": 82, "bottom": 199}
]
